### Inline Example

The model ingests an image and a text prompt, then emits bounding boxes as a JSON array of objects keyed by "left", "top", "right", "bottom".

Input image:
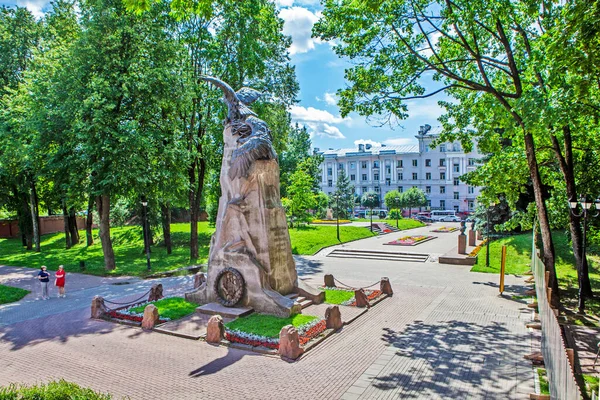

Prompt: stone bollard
[
  {"left": 468, "top": 230, "right": 476, "bottom": 247},
  {"left": 194, "top": 272, "right": 206, "bottom": 289},
  {"left": 380, "top": 277, "right": 393, "bottom": 296},
  {"left": 354, "top": 289, "right": 370, "bottom": 308},
  {"left": 206, "top": 315, "right": 225, "bottom": 344},
  {"left": 325, "top": 305, "right": 343, "bottom": 330},
  {"left": 148, "top": 283, "right": 164, "bottom": 302},
  {"left": 91, "top": 296, "right": 107, "bottom": 319},
  {"left": 458, "top": 235, "right": 467, "bottom": 255},
  {"left": 279, "top": 325, "right": 304, "bottom": 360},
  {"left": 324, "top": 274, "right": 336, "bottom": 288},
  {"left": 141, "top": 304, "right": 159, "bottom": 330}
]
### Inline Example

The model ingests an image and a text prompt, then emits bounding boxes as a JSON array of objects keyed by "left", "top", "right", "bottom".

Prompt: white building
[{"left": 316, "top": 125, "right": 482, "bottom": 213}]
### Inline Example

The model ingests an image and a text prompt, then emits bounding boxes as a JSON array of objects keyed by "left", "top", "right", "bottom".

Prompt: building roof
[{"left": 320, "top": 144, "right": 419, "bottom": 158}]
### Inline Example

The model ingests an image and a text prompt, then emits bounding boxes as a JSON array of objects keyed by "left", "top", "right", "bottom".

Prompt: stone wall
[{"left": 0, "top": 216, "right": 87, "bottom": 238}]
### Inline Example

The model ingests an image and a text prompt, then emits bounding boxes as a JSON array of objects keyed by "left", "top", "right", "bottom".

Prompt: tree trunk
[
  {"left": 96, "top": 195, "right": 116, "bottom": 270},
  {"left": 18, "top": 190, "right": 33, "bottom": 250},
  {"left": 161, "top": 203, "right": 172, "bottom": 255},
  {"left": 189, "top": 157, "right": 206, "bottom": 260},
  {"left": 523, "top": 131, "right": 559, "bottom": 307},
  {"left": 68, "top": 207, "right": 80, "bottom": 245},
  {"left": 551, "top": 126, "right": 592, "bottom": 298},
  {"left": 86, "top": 195, "right": 94, "bottom": 246},
  {"left": 62, "top": 200, "right": 72, "bottom": 249},
  {"left": 29, "top": 180, "right": 40, "bottom": 252}
]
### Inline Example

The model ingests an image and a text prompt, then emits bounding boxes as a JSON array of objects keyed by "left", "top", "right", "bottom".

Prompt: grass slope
[
  {"left": 0, "top": 285, "right": 30, "bottom": 305},
  {"left": 322, "top": 289, "right": 355, "bottom": 304},
  {"left": 128, "top": 297, "right": 197, "bottom": 320},
  {"left": 0, "top": 222, "right": 375, "bottom": 277},
  {"left": 225, "top": 313, "right": 318, "bottom": 338}
]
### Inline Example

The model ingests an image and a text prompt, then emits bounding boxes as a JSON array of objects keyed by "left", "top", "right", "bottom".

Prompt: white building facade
[{"left": 316, "top": 125, "right": 482, "bottom": 213}]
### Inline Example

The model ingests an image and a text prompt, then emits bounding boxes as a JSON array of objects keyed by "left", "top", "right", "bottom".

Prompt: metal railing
[{"left": 532, "top": 246, "right": 583, "bottom": 399}]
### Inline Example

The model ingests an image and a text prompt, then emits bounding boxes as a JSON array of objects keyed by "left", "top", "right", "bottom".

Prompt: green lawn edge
[
  {"left": 321, "top": 288, "right": 354, "bottom": 304},
  {"left": 225, "top": 313, "right": 319, "bottom": 338},
  {"left": 128, "top": 297, "right": 197, "bottom": 320},
  {"left": 0, "top": 285, "right": 30, "bottom": 305}
]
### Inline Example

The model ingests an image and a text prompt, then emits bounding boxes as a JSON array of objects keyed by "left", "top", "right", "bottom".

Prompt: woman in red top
[{"left": 55, "top": 265, "right": 66, "bottom": 298}]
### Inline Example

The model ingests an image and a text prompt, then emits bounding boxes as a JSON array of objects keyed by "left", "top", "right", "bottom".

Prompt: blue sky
[{"left": 2, "top": 0, "right": 449, "bottom": 150}]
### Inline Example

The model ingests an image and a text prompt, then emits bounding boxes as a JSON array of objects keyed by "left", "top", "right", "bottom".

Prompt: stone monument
[
  {"left": 326, "top": 208, "right": 334, "bottom": 220},
  {"left": 468, "top": 220, "right": 476, "bottom": 246},
  {"left": 185, "top": 77, "right": 323, "bottom": 317},
  {"left": 458, "top": 220, "right": 467, "bottom": 255}
]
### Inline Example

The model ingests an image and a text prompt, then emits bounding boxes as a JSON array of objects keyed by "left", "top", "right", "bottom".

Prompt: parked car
[{"left": 442, "top": 215, "right": 461, "bottom": 222}]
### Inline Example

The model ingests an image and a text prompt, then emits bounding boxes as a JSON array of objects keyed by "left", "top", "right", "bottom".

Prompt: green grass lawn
[
  {"left": 0, "top": 285, "right": 30, "bottom": 305},
  {"left": 288, "top": 225, "right": 376, "bottom": 255},
  {"left": 0, "top": 222, "right": 375, "bottom": 277},
  {"left": 386, "top": 219, "right": 425, "bottom": 230},
  {"left": 128, "top": 297, "right": 197, "bottom": 320},
  {"left": 537, "top": 368, "right": 550, "bottom": 395},
  {"left": 0, "top": 379, "right": 111, "bottom": 399},
  {"left": 321, "top": 288, "right": 355, "bottom": 304},
  {"left": 584, "top": 374, "right": 599, "bottom": 398},
  {"left": 225, "top": 313, "right": 318, "bottom": 338}
]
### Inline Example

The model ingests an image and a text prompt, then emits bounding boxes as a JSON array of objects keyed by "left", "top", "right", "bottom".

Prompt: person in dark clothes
[{"left": 37, "top": 265, "right": 51, "bottom": 300}]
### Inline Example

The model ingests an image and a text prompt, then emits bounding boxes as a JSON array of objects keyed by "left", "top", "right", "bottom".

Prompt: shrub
[{"left": 0, "top": 379, "right": 111, "bottom": 399}]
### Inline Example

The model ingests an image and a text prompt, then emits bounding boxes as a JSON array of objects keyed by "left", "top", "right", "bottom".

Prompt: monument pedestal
[
  {"left": 477, "top": 230, "right": 483, "bottom": 240},
  {"left": 468, "top": 230, "right": 476, "bottom": 246},
  {"left": 458, "top": 235, "right": 467, "bottom": 255}
]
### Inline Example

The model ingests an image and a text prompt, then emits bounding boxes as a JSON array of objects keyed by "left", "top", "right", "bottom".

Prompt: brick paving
[{"left": 0, "top": 231, "right": 536, "bottom": 399}]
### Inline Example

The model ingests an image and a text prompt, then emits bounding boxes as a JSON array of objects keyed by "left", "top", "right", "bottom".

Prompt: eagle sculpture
[{"left": 201, "top": 76, "right": 277, "bottom": 180}]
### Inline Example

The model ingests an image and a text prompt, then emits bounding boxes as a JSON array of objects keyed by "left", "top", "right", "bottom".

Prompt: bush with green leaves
[{"left": 0, "top": 380, "right": 111, "bottom": 399}]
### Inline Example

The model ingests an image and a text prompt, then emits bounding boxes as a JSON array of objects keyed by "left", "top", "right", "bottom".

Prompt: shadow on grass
[{"left": 374, "top": 319, "right": 530, "bottom": 398}]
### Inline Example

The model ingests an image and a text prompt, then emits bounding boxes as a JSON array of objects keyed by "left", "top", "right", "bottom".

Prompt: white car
[{"left": 443, "top": 215, "right": 461, "bottom": 222}]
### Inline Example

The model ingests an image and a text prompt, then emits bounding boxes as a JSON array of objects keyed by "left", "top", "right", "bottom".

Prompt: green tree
[
  {"left": 287, "top": 168, "right": 316, "bottom": 228},
  {"left": 331, "top": 169, "right": 354, "bottom": 219},
  {"left": 402, "top": 188, "right": 427, "bottom": 218},
  {"left": 384, "top": 189, "right": 403, "bottom": 227},
  {"left": 361, "top": 191, "right": 379, "bottom": 232}
]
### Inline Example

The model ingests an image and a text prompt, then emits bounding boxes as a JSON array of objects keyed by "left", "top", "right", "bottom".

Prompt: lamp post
[
  {"left": 569, "top": 196, "right": 599, "bottom": 313},
  {"left": 141, "top": 200, "right": 151, "bottom": 271},
  {"left": 334, "top": 193, "right": 341, "bottom": 242},
  {"left": 486, "top": 202, "right": 496, "bottom": 268},
  {"left": 395, "top": 196, "right": 400, "bottom": 228}
]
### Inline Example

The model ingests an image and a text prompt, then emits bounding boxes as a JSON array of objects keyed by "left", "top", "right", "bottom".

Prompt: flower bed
[
  {"left": 385, "top": 235, "right": 434, "bottom": 246},
  {"left": 469, "top": 239, "right": 488, "bottom": 257},
  {"left": 349, "top": 290, "right": 383, "bottom": 306},
  {"left": 320, "top": 286, "right": 384, "bottom": 306},
  {"left": 431, "top": 226, "right": 458, "bottom": 233},
  {"left": 105, "top": 296, "right": 194, "bottom": 324},
  {"left": 106, "top": 305, "right": 169, "bottom": 325},
  {"left": 224, "top": 314, "right": 327, "bottom": 349},
  {"left": 312, "top": 219, "right": 351, "bottom": 224}
]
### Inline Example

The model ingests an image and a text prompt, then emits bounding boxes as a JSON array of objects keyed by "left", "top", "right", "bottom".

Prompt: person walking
[
  {"left": 37, "top": 265, "right": 51, "bottom": 300},
  {"left": 55, "top": 265, "right": 66, "bottom": 298}
]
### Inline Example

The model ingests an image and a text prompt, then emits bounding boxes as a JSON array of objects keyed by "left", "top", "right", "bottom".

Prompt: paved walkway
[{"left": 0, "top": 229, "right": 534, "bottom": 399}]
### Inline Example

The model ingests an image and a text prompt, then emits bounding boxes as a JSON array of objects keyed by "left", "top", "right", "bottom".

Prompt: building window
[
  {"left": 398, "top": 186, "right": 404, "bottom": 193},
  {"left": 425, "top": 159, "right": 431, "bottom": 167},
  {"left": 468, "top": 186, "right": 474, "bottom": 194},
  {"left": 397, "top": 172, "right": 403, "bottom": 180},
  {"left": 361, "top": 161, "right": 367, "bottom": 169},
  {"left": 373, "top": 161, "right": 380, "bottom": 168},
  {"left": 454, "top": 205, "right": 459, "bottom": 212},
  {"left": 426, "top": 186, "right": 431, "bottom": 194},
  {"left": 426, "top": 200, "right": 431, "bottom": 207},
  {"left": 338, "top": 163, "right": 344, "bottom": 170},
  {"left": 328, "top": 180, "right": 333, "bottom": 187},
  {"left": 440, "top": 186, "right": 446, "bottom": 194},
  {"left": 399, "top": 160, "right": 403, "bottom": 168},
  {"left": 453, "top": 163, "right": 460, "bottom": 173},
  {"left": 453, "top": 143, "right": 460, "bottom": 151},
  {"left": 350, "top": 162, "right": 356, "bottom": 169},
  {"left": 440, "top": 172, "right": 446, "bottom": 180},
  {"left": 468, "top": 158, "right": 475, "bottom": 166},
  {"left": 412, "top": 173, "right": 418, "bottom": 180},
  {"left": 362, "top": 186, "right": 367, "bottom": 193},
  {"left": 440, "top": 144, "right": 446, "bottom": 152},
  {"left": 426, "top": 172, "right": 431, "bottom": 180},
  {"left": 327, "top": 167, "right": 332, "bottom": 176},
  {"left": 425, "top": 145, "right": 430, "bottom": 152},
  {"left": 350, "top": 174, "right": 356, "bottom": 181},
  {"left": 375, "top": 186, "right": 380, "bottom": 193},
  {"left": 440, "top": 200, "right": 446, "bottom": 209},
  {"left": 386, "top": 167, "right": 391, "bottom": 174},
  {"left": 362, "top": 174, "right": 367, "bottom": 181},
  {"left": 468, "top": 200, "right": 474, "bottom": 210},
  {"left": 374, "top": 173, "right": 379, "bottom": 181},
  {"left": 453, "top": 178, "right": 459, "bottom": 186},
  {"left": 454, "top": 192, "right": 459, "bottom": 200},
  {"left": 440, "top": 159, "right": 446, "bottom": 167},
  {"left": 412, "top": 159, "right": 418, "bottom": 167},
  {"left": 386, "top": 178, "right": 391, "bottom": 186}
]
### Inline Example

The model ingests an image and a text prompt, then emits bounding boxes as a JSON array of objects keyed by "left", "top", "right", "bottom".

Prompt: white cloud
[
  {"left": 17, "top": 0, "right": 49, "bottom": 19},
  {"left": 383, "top": 138, "right": 415, "bottom": 146},
  {"left": 289, "top": 105, "right": 348, "bottom": 139},
  {"left": 275, "top": 0, "right": 295, "bottom": 6},
  {"left": 316, "top": 92, "right": 338, "bottom": 106},
  {"left": 404, "top": 99, "right": 446, "bottom": 120},
  {"left": 279, "top": 7, "right": 321, "bottom": 55},
  {"left": 354, "top": 139, "right": 382, "bottom": 147}
]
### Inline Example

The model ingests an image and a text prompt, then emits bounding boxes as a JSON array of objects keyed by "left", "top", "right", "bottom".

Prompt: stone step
[
  {"left": 285, "top": 293, "right": 299, "bottom": 299},
  {"left": 298, "top": 299, "right": 313, "bottom": 309},
  {"left": 196, "top": 302, "right": 254, "bottom": 319},
  {"left": 327, "top": 249, "right": 429, "bottom": 263},
  {"left": 295, "top": 296, "right": 306, "bottom": 303}
]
